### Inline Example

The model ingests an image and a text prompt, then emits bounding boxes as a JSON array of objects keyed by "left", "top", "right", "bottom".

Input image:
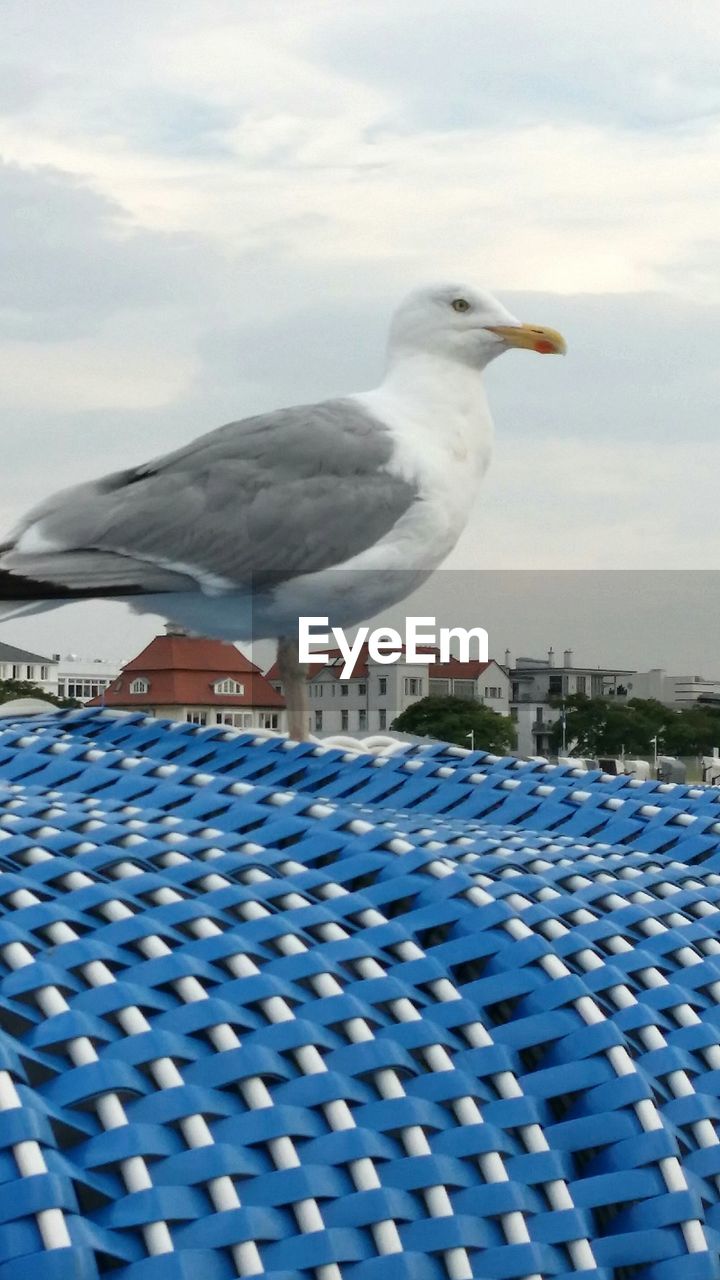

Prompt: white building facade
[
  {"left": 614, "top": 668, "right": 720, "bottom": 707},
  {"left": 510, "top": 649, "right": 636, "bottom": 757},
  {"left": 428, "top": 659, "right": 510, "bottom": 717},
  {"left": 267, "top": 649, "right": 511, "bottom": 737},
  {"left": 305, "top": 652, "right": 432, "bottom": 735},
  {"left": 55, "top": 656, "right": 121, "bottom": 704},
  {"left": 0, "top": 642, "right": 57, "bottom": 695}
]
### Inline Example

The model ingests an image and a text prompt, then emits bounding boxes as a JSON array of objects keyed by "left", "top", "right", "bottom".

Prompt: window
[
  {"left": 576, "top": 675, "right": 587, "bottom": 695},
  {"left": 315, "top": 710, "right": 323, "bottom": 731},
  {"left": 358, "top": 683, "right": 367, "bottom": 695},
  {"left": 214, "top": 678, "right": 245, "bottom": 695},
  {"left": 378, "top": 677, "right": 387, "bottom": 695},
  {"left": 453, "top": 680, "right": 475, "bottom": 699},
  {"left": 129, "top": 678, "right": 150, "bottom": 695},
  {"left": 26, "top": 666, "right": 34, "bottom": 680},
  {"left": 259, "top": 712, "right": 279, "bottom": 730},
  {"left": 341, "top": 710, "right": 349, "bottom": 731},
  {"left": 64, "top": 680, "right": 108, "bottom": 700},
  {"left": 216, "top": 712, "right": 253, "bottom": 728},
  {"left": 40, "top": 666, "right": 49, "bottom": 681},
  {"left": 311, "top": 684, "right": 323, "bottom": 697},
  {"left": 186, "top": 711, "right": 207, "bottom": 725},
  {"left": 404, "top": 677, "right": 422, "bottom": 696},
  {"left": 340, "top": 684, "right": 348, "bottom": 697},
  {"left": 429, "top": 678, "right": 451, "bottom": 696},
  {"left": 510, "top": 707, "right": 518, "bottom": 721},
  {"left": 12, "top": 665, "right": 21, "bottom": 679},
  {"left": 358, "top": 709, "right": 367, "bottom": 730},
  {"left": 484, "top": 686, "right": 500, "bottom": 698},
  {"left": 591, "top": 675, "right": 604, "bottom": 696},
  {"left": 548, "top": 674, "right": 563, "bottom": 696},
  {"left": 378, "top": 709, "right": 387, "bottom": 730}
]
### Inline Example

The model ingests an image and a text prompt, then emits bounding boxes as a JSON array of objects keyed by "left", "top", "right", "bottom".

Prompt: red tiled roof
[
  {"left": 267, "top": 643, "right": 439, "bottom": 683},
  {"left": 265, "top": 650, "right": 367, "bottom": 681},
  {"left": 267, "top": 647, "right": 501, "bottom": 685},
  {"left": 88, "top": 634, "right": 285, "bottom": 709},
  {"left": 123, "top": 634, "right": 261, "bottom": 673},
  {"left": 430, "top": 658, "right": 495, "bottom": 680}
]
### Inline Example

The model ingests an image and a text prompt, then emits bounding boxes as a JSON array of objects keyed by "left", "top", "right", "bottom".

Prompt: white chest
[{"left": 351, "top": 360, "right": 494, "bottom": 568}]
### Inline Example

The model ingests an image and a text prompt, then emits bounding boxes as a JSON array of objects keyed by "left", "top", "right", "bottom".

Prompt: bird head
[{"left": 387, "top": 282, "right": 566, "bottom": 369}]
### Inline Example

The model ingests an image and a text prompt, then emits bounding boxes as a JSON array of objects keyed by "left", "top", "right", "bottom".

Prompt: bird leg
[{"left": 277, "top": 634, "right": 310, "bottom": 742}]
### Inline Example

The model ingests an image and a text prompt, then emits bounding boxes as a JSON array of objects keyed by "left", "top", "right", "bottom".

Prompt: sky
[{"left": 0, "top": 1, "right": 719, "bottom": 670}]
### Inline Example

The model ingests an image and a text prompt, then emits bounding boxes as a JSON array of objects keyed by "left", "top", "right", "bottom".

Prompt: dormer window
[
  {"left": 129, "top": 677, "right": 149, "bottom": 695},
  {"left": 214, "top": 678, "right": 245, "bottom": 696}
]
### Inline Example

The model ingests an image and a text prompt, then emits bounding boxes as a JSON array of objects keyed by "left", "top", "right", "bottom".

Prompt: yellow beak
[{"left": 486, "top": 322, "right": 567, "bottom": 355}]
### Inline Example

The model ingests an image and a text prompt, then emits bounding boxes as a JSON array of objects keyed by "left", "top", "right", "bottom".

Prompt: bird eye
[{"left": 451, "top": 298, "right": 470, "bottom": 312}]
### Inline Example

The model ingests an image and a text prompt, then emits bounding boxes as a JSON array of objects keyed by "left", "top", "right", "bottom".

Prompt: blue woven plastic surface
[{"left": 2, "top": 710, "right": 720, "bottom": 1280}]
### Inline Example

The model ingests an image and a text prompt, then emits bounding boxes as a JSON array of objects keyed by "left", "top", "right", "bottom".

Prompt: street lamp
[{"left": 466, "top": 729, "right": 475, "bottom": 752}]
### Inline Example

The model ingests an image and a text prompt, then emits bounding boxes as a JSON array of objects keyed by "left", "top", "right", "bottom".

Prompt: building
[
  {"left": 0, "top": 641, "right": 57, "bottom": 695},
  {"left": 54, "top": 655, "right": 121, "bottom": 704},
  {"left": 428, "top": 657, "right": 510, "bottom": 716},
  {"left": 267, "top": 647, "right": 509, "bottom": 736},
  {"left": 89, "top": 629, "right": 286, "bottom": 731},
  {"left": 612, "top": 668, "right": 720, "bottom": 708},
  {"left": 510, "top": 648, "right": 635, "bottom": 757},
  {"left": 268, "top": 645, "right": 434, "bottom": 735}
]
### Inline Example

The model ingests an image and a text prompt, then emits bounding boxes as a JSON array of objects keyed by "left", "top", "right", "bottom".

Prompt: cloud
[
  {"left": 1, "top": 3, "right": 718, "bottom": 299},
  {"left": 0, "top": 160, "right": 225, "bottom": 340},
  {"left": 0, "top": 0, "right": 717, "bottom": 665},
  {"left": 0, "top": 328, "right": 198, "bottom": 412},
  {"left": 305, "top": 1, "right": 720, "bottom": 133},
  {"left": 457, "top": 434, "right": 717, "bottom": 571}
]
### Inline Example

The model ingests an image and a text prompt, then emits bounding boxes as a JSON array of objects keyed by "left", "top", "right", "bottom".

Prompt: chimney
[
  {"left": 164, "top": 621, "right": 188, "bottom": 636},
  {"left": 547, "top": 647, "right": 555, "bottom": 667},
  {"left": 504, "top": 648, "right": 512, "bottom": 668},
  {"left": 563, "top": 649, "right": 573, "bottom": 668}
]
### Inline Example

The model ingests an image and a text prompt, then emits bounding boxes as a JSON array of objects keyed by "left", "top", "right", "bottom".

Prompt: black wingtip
[
  {"left": 0, "top": 567, "right": 142, "bottom": 602},
  {"left": 0, "top": 567, "right": 75, "bottom": 601}
]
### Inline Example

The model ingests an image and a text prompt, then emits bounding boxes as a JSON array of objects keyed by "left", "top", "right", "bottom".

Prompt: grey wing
[{"left": 0, "top": 399, "right": 419, "bottom": 596}]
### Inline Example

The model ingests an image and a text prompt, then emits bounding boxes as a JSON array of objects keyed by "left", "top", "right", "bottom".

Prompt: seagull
[{"left": 0, "top": 283, "right": 565, "bottom": 739}]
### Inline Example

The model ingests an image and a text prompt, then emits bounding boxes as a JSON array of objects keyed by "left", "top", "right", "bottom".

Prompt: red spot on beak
[{"left": 534, "top": 339, "right": 556, "bottom": 354}]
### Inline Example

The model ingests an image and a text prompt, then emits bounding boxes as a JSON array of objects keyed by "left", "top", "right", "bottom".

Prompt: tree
[
  {"left": 549, "top": 694, "right": 720, "bottom": 758},
  {"left": 0, "top": 679, "right": 80, "bottom": 710},
  {"left": 392, "top": 695, "right": 516, "bottom": 752}
]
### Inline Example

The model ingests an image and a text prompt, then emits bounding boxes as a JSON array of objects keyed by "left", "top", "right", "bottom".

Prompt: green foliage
[
  {"left": 391, "top": 695, "right": 516, "bottom": 752},
  {"left": 0, "top": 679, "right": 80, "bottom": 710},
  {"left": 549, "top": 693, "right": 720, "bottom": 757}
]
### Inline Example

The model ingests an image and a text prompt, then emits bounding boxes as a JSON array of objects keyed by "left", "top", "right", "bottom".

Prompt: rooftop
[
  {"left": 89, "top": 633, "right": 285, "bottom": 708},
  {"left": 266, "top": 644, "right": 475, "bottom": 684},
  {"left": 0, "top": 639, "right": 54, "bottom": 665}
]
